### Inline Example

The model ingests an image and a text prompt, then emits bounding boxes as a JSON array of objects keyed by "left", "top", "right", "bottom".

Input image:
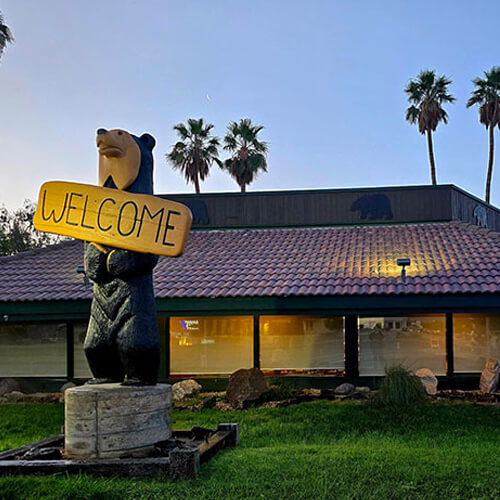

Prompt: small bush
[
  {"left": 267, "top": 380, "right": 297, "bottom": 401},
  {"left": 373, "top": 365, "right": 427, "bottom": 407}
]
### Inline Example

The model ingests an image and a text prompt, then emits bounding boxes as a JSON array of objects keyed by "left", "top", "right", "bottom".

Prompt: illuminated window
[
  {"left": 170, "top": 316, "right": 253, "bottom": 375},
  {"left": 260, "top": 315, "right": 344, "bottom": 372},
  {"left": 0, "top": 323, "right": 66, "bottom": 376},
  {"left": 359, "top": 315, "right": 446, "bottom": 376},
  {"left": 453, "top": 314, "right": 500, "bottom": 372}
]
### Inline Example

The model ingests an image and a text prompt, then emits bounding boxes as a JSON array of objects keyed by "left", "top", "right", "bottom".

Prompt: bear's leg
[
  {"left": 116, "top": 314, "right": 160, "bottom": 385},
  {"left": 84, "top": 315, "right": 124, "bottom": 383}
]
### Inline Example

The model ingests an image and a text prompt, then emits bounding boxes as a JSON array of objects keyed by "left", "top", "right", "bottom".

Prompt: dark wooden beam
[
  {"left": 446, "top": 313, "right": 454, "bottom": 377},
  {"left": 253, "top": 315, "right": 260, "bottom": 369},
  {"left": 165, "top": 317, "right": 171, "bottom": 379},
  {"left": 344, "top": 315, "right": 359, "bottom": 378}
]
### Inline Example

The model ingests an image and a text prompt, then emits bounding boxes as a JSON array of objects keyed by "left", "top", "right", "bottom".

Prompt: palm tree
[
  {"left": 405, "top": 70, "right": 455, "bottom": 185},
  {"left": 166, "top": 118, "right": 221, "bottom": 194},
  {"left": 466, "top": 67, "right": 500, "bottom": 204},
  {"left": 222, "top": 119, "right": 268, "bottom": 192},
  {"left": 0, "top": 11, "right": 14, "bottom": 62}
]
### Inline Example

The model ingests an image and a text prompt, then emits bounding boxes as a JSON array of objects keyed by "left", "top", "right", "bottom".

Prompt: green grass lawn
[{"left": 0, "top": 401, "right": 498, "bottom": 499}]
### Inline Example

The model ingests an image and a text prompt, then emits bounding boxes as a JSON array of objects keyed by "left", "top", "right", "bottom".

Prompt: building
[{"left": 0, "top": 184, "right": 499, "bottom": 388}]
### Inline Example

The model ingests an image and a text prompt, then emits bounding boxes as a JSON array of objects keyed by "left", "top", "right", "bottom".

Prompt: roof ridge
[{"left": 190, "top": 221, "right": 466, "bottom": 234}]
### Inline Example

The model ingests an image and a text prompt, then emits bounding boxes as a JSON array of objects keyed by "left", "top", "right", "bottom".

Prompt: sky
[{"left": 0, "top": 0, "right": 499, "bottom": 209}]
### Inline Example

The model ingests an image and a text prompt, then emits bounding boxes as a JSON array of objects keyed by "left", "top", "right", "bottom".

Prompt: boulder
[
  {"left": 226, "top": 368, "right": 269, "bottom": 409},
  {"left": 479, "top": 359, "right": 499, "bottom": 394},
  {"left": 171, "top": 379, "right": 202, "bottom": 401},
  {"left": 0, "top": 378, "right": 20, "bottom": 397},
  {"left": 415, "top": 368, "right": 438, "bottom": 395},
  {"left": 60, "top": 382, "right": 77, "bottom": 402},
  {"left": 1, "top": 391, "right": 24, "bottom": 403},
  {"left": 334, "top": 383, "right": 355, "bottom": 395},
  {"left": 60, "top": 381, "right": 76, "bottom": 393}
]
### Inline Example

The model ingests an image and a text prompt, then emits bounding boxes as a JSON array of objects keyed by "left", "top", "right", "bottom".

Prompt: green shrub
[
  {"left": 374, "top": 365, "right": 427, "bottom": 407},
  {"left": 267, "top": 380, "right": 297, "bottom": 400}
]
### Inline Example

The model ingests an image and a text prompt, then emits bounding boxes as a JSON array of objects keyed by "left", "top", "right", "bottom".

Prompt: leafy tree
[
  {"left": 466, "top": 67, "right": 500, "bottom": 204},
  {"left": 0, "top": 201, "right": 64, "bottom": 256},
  {"left": 405, "top": 70, "right": 455, "bottom": 185},
  {"left": 222, "top": 119, "right": 268, "bottom": 192},
  {"left": 166, "top": 118, "right": 221, "bottom": 194},
  {"left": 0, "top": 11, "right": 14, "bottom": 62}
]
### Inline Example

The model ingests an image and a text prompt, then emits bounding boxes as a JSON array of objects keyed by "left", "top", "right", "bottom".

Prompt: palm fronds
[
  {"left": 0, "top": 11, "right": 14, "bottom": 61},
  {"left": 166, "top": 118, "right": 221, "bottom": 193},
  {"left": 222, "top": 119, "right": 268, "bottom": 192}
]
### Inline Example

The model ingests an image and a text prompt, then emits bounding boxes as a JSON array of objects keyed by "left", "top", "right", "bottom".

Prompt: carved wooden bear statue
[{"left": 83, "top": 128, "right": 159, "bottom": 385}]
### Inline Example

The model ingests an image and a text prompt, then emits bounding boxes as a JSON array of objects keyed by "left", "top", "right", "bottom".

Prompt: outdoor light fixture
[
  {"left": 396, "top": 258, "right": 411, "bottom": 282},
  {"left": 76, "top": 265, "right": 90, "bottom": 286}
]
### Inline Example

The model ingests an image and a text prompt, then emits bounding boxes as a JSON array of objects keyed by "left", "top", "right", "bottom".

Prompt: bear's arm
[
  {"left": 106, "top": 248, "right": 159, "bottom": 279},
  {"left": 84, "top": 242, "right": 110, "bottom": 284}
]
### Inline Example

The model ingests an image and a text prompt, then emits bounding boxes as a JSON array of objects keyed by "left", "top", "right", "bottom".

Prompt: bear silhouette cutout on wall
[
  {"left": 181, "top": 199, "right": 209, "bottom": 225},
  {"left": 350, "top": 194, "right": 393, "bottom": 220},
  {"left": 83, "top": 128, "right": 160, "bottom": 386}
]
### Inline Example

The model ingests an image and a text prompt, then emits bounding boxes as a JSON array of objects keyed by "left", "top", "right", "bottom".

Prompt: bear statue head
[{"left": 96, "top": 128, "right": 156, "bottom": 195}]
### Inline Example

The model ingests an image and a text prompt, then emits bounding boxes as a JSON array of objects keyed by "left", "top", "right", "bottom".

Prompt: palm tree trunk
[
  {"left": 485, "top": 124, "right": 494, "bottom": 204},
  {"left": 426, "top": 130, "right": 437, "bottom": 185},
  {"left": 240, "top": 183, "right": 246, "bottom": 193},
  {"left": 194, "top": 175, "right": 200, "bottom": 194}
]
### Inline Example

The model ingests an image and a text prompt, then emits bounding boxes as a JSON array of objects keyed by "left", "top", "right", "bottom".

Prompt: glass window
[
  {"left": 0, "top": 323, "right": 66, "bottom": 376},
  {"left": 454, "top": 314, "right": 500, "bottom": 372},
  {"left": 359, "top": 315, "right": 446, "bottom": 376},
  {"left": 73, "top": 323, "right": 92, "bottom": 378},
  {"left": 260, "top": 315, "right": 344, "bottom": 372},
  {"left": 170, "top": 316, "right": 253, "bottom": 375},
  {"left": 74, "top": 318, "right": 167, "bottom": 379}
]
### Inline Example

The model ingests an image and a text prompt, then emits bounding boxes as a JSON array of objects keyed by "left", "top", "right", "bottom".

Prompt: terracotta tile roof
[{"left": 0, "top": 222, "right": 499, "bottom": 302}]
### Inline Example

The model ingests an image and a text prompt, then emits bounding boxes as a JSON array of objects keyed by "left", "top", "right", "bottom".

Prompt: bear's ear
[{"left": 140, "top": 133, "right": 156, "bottom": 150}]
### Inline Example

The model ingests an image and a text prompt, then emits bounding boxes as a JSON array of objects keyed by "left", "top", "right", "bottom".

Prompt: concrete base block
[{"left": 65, "top": 383, "right": 171, "bottom": 459}]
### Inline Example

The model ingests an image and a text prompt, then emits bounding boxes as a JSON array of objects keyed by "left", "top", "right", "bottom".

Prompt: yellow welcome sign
[{"left": 34, "top": 181, "right": 192, "bottom": 257}]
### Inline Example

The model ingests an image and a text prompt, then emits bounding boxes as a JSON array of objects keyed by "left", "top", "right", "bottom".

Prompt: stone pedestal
[{"left": 64, "top": 383, "right": 171, "bottom": 459}]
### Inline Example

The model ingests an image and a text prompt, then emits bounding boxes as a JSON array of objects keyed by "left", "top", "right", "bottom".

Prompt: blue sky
[{"left": 0, "top": 0, "right": 499, "bottom": 208}]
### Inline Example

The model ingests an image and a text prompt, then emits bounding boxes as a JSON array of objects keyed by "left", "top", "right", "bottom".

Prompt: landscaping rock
[
  {"left": 0, "top": 378, "right": 20, "bottom": 397},
  {"left": 415, "top": 368, "right": 438, "bottom": 395},
  {"left": 479, "top": 358, "right": 499, "bottom": 394},
  {"left": 0, "top": 391, "right": 62, "bottom": 404},
  {"left": 355, "top": 386, "right": 371, "bottom": 393},
  {"left": 60, "top": 382, "right": 76, "bottom": 402},
  {"left": 301, "top": 388, "right": 321, "bottom": 397},
  {"left": 215, "top": 401, "right": 233, "bottom": 411},
  {"left": 1, "top": 391, "right": 24, "bottom": 403},
  {"left": 171, "top": 379, "right": 202, "bottom": 401},
  {"left": 24, "top": 393, "right": 61, "bottom": 403},
  {"left": 60, "top": 381, "right": 76, "bottom": 393},
  {"left": 226, "top": 368, "right": 269, "bottom": 409},
  {"left": 21, "top": 446, "right": 62, "bottom": 461},
  {"left": 334, "top": 383, "right": 355, "bottom": 395},
  {"left": 201, "top": 395, "right": 217, "bottom": 409}
]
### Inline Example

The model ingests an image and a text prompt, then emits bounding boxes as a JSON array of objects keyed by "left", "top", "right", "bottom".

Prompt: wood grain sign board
[{"left": 34, "top": 181, "right": 192, "bottom": 257}]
